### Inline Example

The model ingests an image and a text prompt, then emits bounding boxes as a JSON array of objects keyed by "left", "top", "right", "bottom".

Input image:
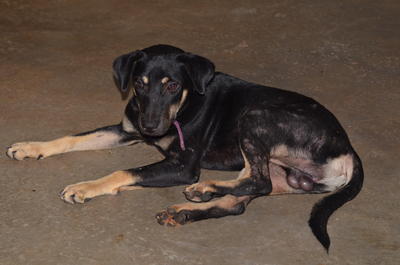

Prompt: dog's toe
[
  {"left": 183, "top": 183, "right": 215, "bottom": 202},
  {"left": 60, "top": 182, "right": 96, "bottom": 204},
  {"left": 6, "top": 142, "right": 45, "bottom": 161},
  {"left": 156, "top": 207, "right": 189, "bottom": 227}
]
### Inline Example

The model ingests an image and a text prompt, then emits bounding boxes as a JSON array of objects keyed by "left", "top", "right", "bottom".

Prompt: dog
[{"left": 6, "top": 44, "right": 363, "bottom": 252}]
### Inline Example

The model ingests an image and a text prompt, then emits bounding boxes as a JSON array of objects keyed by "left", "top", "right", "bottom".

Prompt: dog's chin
[
  {"left": 139, "top": 125, "right": 170, "bottom": 137},
  {"left": 141, "top": 131, "right": 167, "bottom": 137}
]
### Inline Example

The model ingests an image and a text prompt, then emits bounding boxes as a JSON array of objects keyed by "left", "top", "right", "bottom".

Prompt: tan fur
[
  {"left": 158, "top": 195, "right": 250, "bottom": 226},
  {"left": 171, "top": 195, "right": 249, "bottom": 212},
  {"left": 169, "top": 89, "right": 188, "bottom": 120},
  {"left": 6, "top": 135, "right": 99, "bottom": 160},
  {"left": 271, "top": 144, "right": 289, "bottom": 157},
  {"left": 237, "top": 167, "right": 250, "bottom": 179},
  {"left": 161, "top": 77, "right": 169, "bottom": 84},
  {"left": 236, "top": 148, "right": 252, "bottom": 183},
  {"left": 319, "top": 154, "right": 354, "bottom": 189},
  {"left": 60, "top": 171, "right": 141, "bottom": 204},
  {"left": 185, "top": 145, "right": 301, "bottom": 197},
  {"left": 7, "top": 130, "right": 141, "bottom": 160},
  {"left": 122, "top": 115, "right": 137, "bottom": 133},
  {"left": 180, "top": 89, "right": 188, "bottom": 107},
  {"left": 270, "top": 144, "right": 310, "bottom": 159},
  {"left": 184, "top": 146, "right": 251, "bottom": 198},
  {"left": 142, "top": 76, "right": 149, "bottom": 84},
  {"left": 184, "top": 179, "right": 237, "bottom": 197},
  {"left": 154, "top": 135, "right": 176, "bottom": 150},
  {"left": 271, "top": 145, "right": 354, "bottom": 191}
]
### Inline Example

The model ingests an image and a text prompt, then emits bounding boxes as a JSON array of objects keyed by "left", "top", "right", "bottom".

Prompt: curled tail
[{"left": 308, "top": 153, "right": 364, "bottom": 253}]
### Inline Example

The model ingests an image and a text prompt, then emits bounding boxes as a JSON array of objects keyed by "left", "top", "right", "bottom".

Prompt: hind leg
[
  {"left": 184, "top": 159, "right": 316, "bottom": 202},
  {"left": 156, "top": 194, "right": 252, "bottom": 226},
  {"left": 184, "top": 142, "right": 273, "bottom": 202},
  {"left": 184, "top": 110, "right": 278, "bottom": 202},
  {"left": 157, "top": 145, "right": 304, "bottom": 225}
]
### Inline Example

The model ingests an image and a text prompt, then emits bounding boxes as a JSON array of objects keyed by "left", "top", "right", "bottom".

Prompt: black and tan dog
[{"left": 6, "top": 44, "right": 363, "bottom": 252}]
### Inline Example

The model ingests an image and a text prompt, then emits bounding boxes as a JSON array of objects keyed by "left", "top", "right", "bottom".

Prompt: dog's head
[{"left": 113, "top": 44, "right": 215, "bottom": 136}]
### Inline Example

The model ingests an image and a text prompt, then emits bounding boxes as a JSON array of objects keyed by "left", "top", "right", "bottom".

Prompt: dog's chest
[{"left": 153, "top": 135, "right": 176, "bottom": 151}]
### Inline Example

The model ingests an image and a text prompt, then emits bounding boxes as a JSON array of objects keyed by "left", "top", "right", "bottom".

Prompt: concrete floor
[{"left": 1, "top": 0, "right": 399, "bottom": 264}]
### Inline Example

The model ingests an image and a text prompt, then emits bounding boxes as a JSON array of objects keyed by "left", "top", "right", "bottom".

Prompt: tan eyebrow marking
[
  {"left": 161, "top": 77, "right": 169, "bottom": 84},
  {"left": 142, "top": 76, "right": 149, "bottom": 84}
]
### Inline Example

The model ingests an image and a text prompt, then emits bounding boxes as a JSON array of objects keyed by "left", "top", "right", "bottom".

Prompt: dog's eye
[
  {"left": 165, "top": 81, "right": 180, "bottom": 93},
  {"left": 134, "top": 78, "right": 144, "bottom": 89}
]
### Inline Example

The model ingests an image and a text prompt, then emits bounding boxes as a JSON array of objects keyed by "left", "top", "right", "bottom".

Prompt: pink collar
[{"left": 173, "top": 120, "right": 186, "bottom": 151}]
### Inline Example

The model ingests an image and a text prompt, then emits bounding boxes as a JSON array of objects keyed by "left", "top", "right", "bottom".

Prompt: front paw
[
  {"left": 6, "top": 142, "right": 46, "bottom": 161},
  {"left": 60, "top": 181, "right": 104, "bottom": 204}
]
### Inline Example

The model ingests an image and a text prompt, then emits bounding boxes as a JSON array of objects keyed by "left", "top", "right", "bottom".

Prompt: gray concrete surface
[{"left": 1, "top": 0, "right": 399, "bottom": 264}]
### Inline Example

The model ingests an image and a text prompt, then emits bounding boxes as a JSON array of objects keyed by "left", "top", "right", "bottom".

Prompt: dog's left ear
[
  {"left": 177, "top": 53, "right": 215, "bottom": 95},
  {"left": 113, "top": 50, "right": 145, "bottom": 92}
]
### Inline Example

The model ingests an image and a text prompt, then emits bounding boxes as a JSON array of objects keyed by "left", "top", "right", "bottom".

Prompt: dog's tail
[{"left": 308, "top": 153, "right": 364, "bottom": 253}]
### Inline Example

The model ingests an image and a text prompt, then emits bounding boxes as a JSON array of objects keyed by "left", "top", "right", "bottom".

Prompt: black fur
[
  {"left": 309, "top": 153, "right": 364, "bottom": 252},
  {"left": 14, "top": 44, "right": 362, "bottom": 252},
  {"left": 108, "top": 44, "right": 364, "bottom": 251}
]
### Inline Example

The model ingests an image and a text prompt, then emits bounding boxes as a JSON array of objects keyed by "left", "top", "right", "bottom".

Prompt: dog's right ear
[{"left": 113, "top": 50, "right": 144, "bottom": 92}]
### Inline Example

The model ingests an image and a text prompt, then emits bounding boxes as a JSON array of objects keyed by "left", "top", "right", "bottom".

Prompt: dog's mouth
[
  {"left": 138, "top": 117, "right": 172, "bottom": 137},
  {"left": 139, "top": 124, "right": 169, "bottom": 137},
  {"left": 138, "top": 106, "right": 181, "bottom": 137}
]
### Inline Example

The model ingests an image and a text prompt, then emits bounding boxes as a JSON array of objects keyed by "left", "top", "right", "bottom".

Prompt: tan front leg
[
  {"left": 60, "top": 171, "right": 142, "bottom": 204},
  {"left": 6, "top": 135, "right": 99, "bottom": 160},
  {"left": 6, "top": 128, "right": 141, "bottom": 160}
]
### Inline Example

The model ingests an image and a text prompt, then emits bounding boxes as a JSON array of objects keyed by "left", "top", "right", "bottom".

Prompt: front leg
[
  {"left": 60, "top": 154, "right": 200, "bottom": 204},
  {"left": 6, "top": 123, "right": 141, "bottom": 160},
  {"left": 60, "top": 170, "right": 141, "bottom": 204}
]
